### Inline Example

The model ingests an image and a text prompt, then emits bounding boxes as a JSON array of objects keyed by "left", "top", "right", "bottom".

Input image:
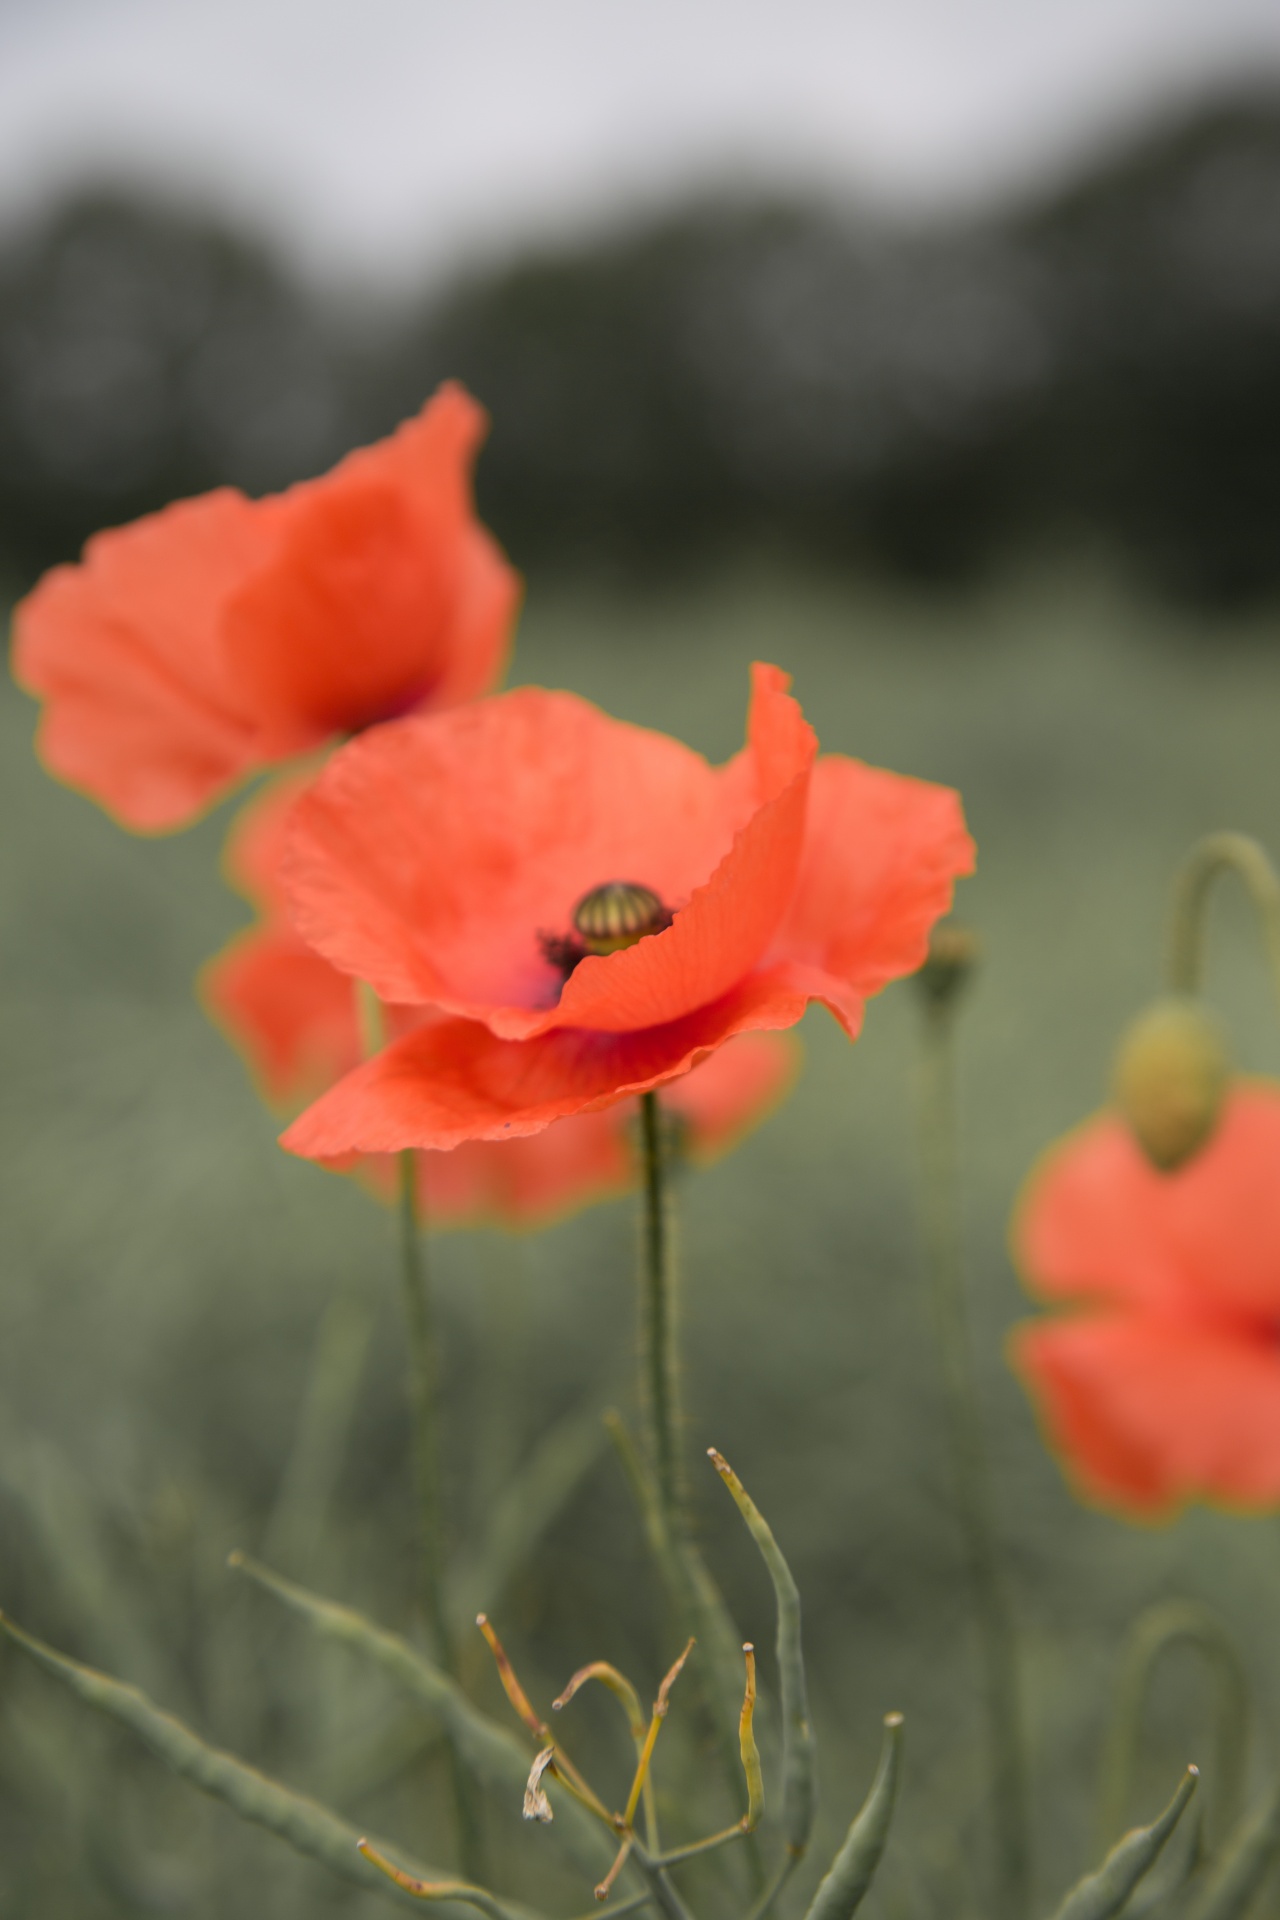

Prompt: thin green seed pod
[
  {"left": 1186, "top": 1784, "right": 1280, "bottom": 1920},
  {"left": 229, "top": 1553, "right": 611, "bottom": 1877},
  {"left": 606, "top": 1411, "right": 762, "bottom": 1879},
  {"left": 803, "top": 1714, "right": 904, "bottom": 1920},
  {"left": 1050, "top": 1768, "right": 1199, "bottom": 1920},
  {"left": 708, "top": 1449, "right": 816, "bottom": 1857},
  {"left": 0, "top": 1610, "right": 528, "bottom": 1917},
  {"left": 1099, "top": 1599, "right": 1248, "bottom": 1852},
  {"left": 357, "top": 1841, "right": 524, "bottom": 1917}
]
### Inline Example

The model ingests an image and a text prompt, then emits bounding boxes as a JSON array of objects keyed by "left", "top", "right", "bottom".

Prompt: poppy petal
[
  {"left": 1012, "top": 1112, "right": 1190, "bottom": 1313},
  {"left": 1161, "top": 1084, "right": 1280, "bottom": 1318},
  {"left": 13, "top": 385, "right": 516, "bottom": 829},
  {"left": 417, "top": 1112, "right": 633, "bottom": 1229},
  {"left": 12, "top": 490, "right": 275, "bottom": 828},
  {"left": 221, "top": 388, "right": 516, "bottom": 749},
  {"left": 280, "top": 971, "right": 812, "bottom": 1157},
  {"left": 410, "top": 1031, "right": 796, "bottom": 1227},
  {"left": 1013, "top": 1312, "right": 1280, "bottom": 1515},
  {"left": 283, "top": 676, "right": 797, "bottom": 1025},
  {"left": 221, "top": 770, "right": 320, "bottom": 915},
  {"left": 546, "top": 666, "right": 815, "bottom": 1036},
  {"left": 203, "top": 925, "right": 364, "bottom": 1107},
  {"left": 663, "top": 1028, "right": 799, "bottom": 1161},
  {"left": 767, "top": 754, "right": 975, "bottom": 1033}
]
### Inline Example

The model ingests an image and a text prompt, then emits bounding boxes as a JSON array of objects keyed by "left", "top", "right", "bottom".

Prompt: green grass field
[{"left": 3, "top": 554, "right": 1280, "bottom": 1917}]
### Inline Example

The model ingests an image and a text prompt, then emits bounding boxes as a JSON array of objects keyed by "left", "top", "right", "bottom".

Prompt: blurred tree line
[{"left": 3, "top": 86, "right": 1280, "bottom": 606}]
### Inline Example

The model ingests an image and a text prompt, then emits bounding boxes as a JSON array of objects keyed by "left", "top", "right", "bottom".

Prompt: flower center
[
  {"left": 572, "top": 881, "right": 672, "bottom": 955},
  {"left": 539, "top": 881, "right": 673, "bottom": 977}
]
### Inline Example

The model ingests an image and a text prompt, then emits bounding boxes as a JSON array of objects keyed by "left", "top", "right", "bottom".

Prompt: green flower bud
[{"left": 1112, "top": 997, "right": 1231, "bottom": 1171}]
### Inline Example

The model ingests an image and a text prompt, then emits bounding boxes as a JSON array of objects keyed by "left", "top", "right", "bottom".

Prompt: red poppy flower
[
  {"left": 202, "top": 776, "right": 799, "bottom": 1229},
  {"left": 1011, "top": 1082, "right": 1280, "bottom": 1517},
  {"left": 11, "top": 384, "right": 518, "bottom": 830},
  {"left": 277, "top": 662, "right": 973, "bottom": 1159}
]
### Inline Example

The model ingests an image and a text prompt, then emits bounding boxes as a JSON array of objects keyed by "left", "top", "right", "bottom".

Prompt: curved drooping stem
[
  {"left": 915, "top": 969, "right": 1032, "bottom": 1920},
  {"left": 1098, "top": 1598, "right": 1249, "bottom": 1858},
  {"left": 639, "top": 1092, "right": 685, "bottom": 1539},
  {"left": 1166, "top": 832, "right": 1280, "bottom": 1007}
]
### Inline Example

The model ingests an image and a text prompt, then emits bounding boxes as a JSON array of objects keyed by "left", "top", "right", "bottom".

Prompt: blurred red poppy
[
  {"left": 1011, "top": 1082, "right": 1280, "bottom": 1517},
  {"left": 278, "top": 662, "right": 973, "bottom": 1158},
  {"left": 12, "top": 384, "right": 518, "bottom": 830},
  {"left": 203, "top": 776, "right": 799, "bottom": 1229}
]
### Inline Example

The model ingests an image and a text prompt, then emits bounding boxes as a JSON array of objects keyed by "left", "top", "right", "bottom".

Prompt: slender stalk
[
  {"left": 1166, "top": 832, "right": 1280, "bottom": 1005},
  {"left": 398, "top": 1151, "right": 486, "bottom": 1881},
  {"left": 628, "top": 1841, "right": 698, "bottom": 1920},
  {"left": 639, "top": 1092, "right": 684, "bottom": 1539},
  {"left": 915, "top": 981, "right": 1031, "bottom": 1920},
  {"left": 399, "top": 1152, "right": 452, "bottom": 1667}
]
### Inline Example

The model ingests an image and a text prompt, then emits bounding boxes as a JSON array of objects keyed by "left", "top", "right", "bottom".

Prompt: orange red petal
[
  {"left": 1012, "top": 1079, "right": 1280, "bottom": 1516},
  {"left": 766, "top": 754, "right": 976, "bottom": 1034},
  {"left": 14, "top": 491, "right": 272, "bottom": 829},
  {"left": 282, "top": 662, "right": 969, "bottom": 1070},
  {"left": 280, "top": 972, "right": 813, "bottom": 1158},
  {"left": 282, "top": 674, "right": 804, "bottom": 1026},
  {"left": 1013, "top": 1311, "right": 1280, "bottom": 1517},
  {"left": 207, "top": 777, "right": 798, "bottom": 1225},
  {"left": 407, "top": 1030, "right": 798, "bottom": 1230},
  {"left": 11, "top": 384, "right": 518, "bottom": 829}
]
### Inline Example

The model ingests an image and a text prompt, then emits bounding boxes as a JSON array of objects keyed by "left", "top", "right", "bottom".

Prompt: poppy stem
[
  {"left": 639, "top": 1092, "right": 685, "bottom": 1540},
  {"left": 914, "top": 955, "right": 1032, "bottom": 1920},
  {"left": 397, "top": 1150, "right": 487, "bottom": 1882},
  {"left": 1166, "top": 831, "right": 1280, "bottom": 1008}
]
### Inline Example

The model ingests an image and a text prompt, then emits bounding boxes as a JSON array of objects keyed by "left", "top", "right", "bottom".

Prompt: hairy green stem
[
  {"left": 639, "top": 1092, "right": 684, "bottom": 1539},
  {"left": 398, "top": 1152, "right": 451, "bottom": 1665},
  {"left": 1166, "top": 832, "right": 1280, "bottom": 1005},
  {"left": 397, "top": 1152, "right": 485, "bottom": 1881},
  {"left": 916, "top": 996, "right": 1031, "bottom": 1920}
]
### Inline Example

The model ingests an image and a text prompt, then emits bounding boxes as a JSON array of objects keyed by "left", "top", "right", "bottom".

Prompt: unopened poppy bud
[
  {"left": 1112, "top": 996, "right": 1230, "bottom": 1171},
  {"left": 915, "top": 921, "right": 980, "bottom": 1008}
]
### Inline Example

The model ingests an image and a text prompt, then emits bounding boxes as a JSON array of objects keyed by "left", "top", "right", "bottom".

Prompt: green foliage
[
  {"left": 230, "top": 1554, "right": 611, "bottom": 1881},
  {"left": 0, "top": 1610, "right": 466, "bottom": 1911}
]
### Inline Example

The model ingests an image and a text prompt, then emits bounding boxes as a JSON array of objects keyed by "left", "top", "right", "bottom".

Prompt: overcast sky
[{"left": 2, "top": 0, "right": 1280, "bottom": 287}]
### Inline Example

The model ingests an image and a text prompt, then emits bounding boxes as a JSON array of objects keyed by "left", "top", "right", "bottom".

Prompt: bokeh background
[{"left": 4, "top": 4, "right": 1280, "bottom": 1915}]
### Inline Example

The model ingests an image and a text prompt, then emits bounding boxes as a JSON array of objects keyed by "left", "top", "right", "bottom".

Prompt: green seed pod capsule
[
  {"left": 1112, "top": 997, "right": 1231, "bottom": 1172},
  {"left": 572, "top": 881, "right": 672, "bottom": 956}
]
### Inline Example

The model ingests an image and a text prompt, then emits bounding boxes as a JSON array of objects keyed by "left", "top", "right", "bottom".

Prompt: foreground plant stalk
[
  {"left": 399, "top": 1150, "right": 486, "bottom": 1881},
  {"left": 914, "top": 935, "right": 1031, "bottom": 1920},
  {"left": 639, "top": 1092, "right": 684, "bottom": 1539}
]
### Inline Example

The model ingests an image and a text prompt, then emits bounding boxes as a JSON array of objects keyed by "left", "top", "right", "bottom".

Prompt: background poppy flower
[
  {"left": 11, "top": 383, "right": 519, "bottom": 831},
  {"left": 1011, "top": 1081, "right": 1280, "bottom": 1517},
  {"left": 203, "top": 776, "right": 799, "bottom": 1229},
  {"left": 278, "top": 661, "right": 973, "bottom": 1159}
]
